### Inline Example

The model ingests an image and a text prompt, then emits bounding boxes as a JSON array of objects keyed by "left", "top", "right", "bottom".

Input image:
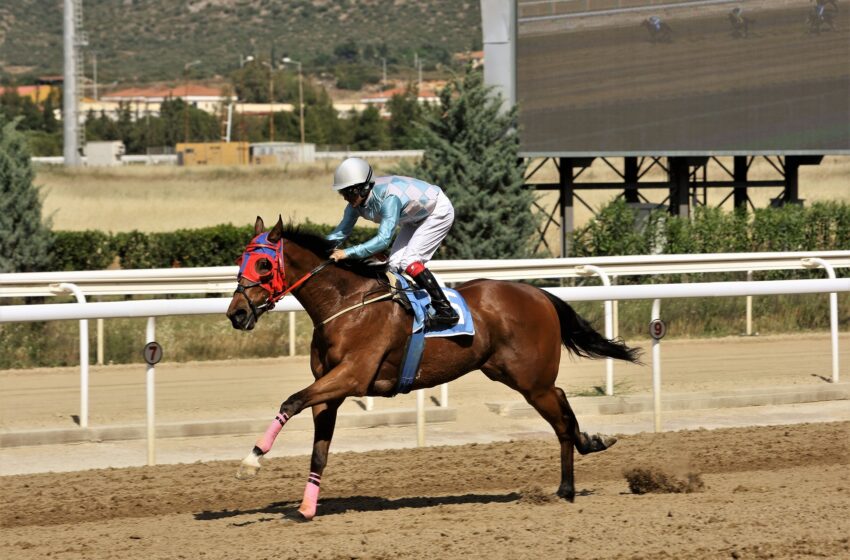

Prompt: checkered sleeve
[{"left": 344, "top": 195, "right": 402, "bottom": 259}]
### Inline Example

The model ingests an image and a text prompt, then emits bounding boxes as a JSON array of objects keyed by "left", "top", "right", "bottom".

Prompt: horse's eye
[{"left": 254, "top": 258, "right": 273, "bottom": 278}]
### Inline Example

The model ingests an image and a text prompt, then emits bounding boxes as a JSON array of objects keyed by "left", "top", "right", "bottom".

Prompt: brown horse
[{"left": 226, "top": 216, "right": 640, "bottom": 520}]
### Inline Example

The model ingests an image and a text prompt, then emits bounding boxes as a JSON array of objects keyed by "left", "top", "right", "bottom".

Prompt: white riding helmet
[{"left": 332, "top": 157, "right": 373, "bottom": 192}]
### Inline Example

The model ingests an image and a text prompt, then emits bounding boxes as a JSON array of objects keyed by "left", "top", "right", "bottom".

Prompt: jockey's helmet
[{"left": 332, "top": 157, "right": 374, "bottom": 192}]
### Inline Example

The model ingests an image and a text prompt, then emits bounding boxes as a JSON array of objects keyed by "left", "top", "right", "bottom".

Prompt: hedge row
[
  {"left": 51, "top": 221, "right": 377, "bottom": 270},
  {"left": 571, "top": 201, "right": 850, "bottom": 257},
  {"left": 49, "top": 202, "right": 850, "bottom": 272}
]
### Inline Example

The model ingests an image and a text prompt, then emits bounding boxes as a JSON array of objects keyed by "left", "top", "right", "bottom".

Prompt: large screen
[{"left": 516, "top": 0, "right": 850, "bottom": 155}]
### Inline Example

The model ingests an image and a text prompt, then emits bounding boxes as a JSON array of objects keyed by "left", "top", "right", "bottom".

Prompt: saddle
[{"left": 384, "top": 270, "right": 475, "bottom": 395}]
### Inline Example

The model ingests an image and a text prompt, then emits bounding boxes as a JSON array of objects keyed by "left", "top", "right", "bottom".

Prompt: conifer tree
[
  {"left": 399, "top": 68, "right": 538, "bottom": 259},
  {"left": 0, "top": 116, "right": 52, "bottom": 272}
]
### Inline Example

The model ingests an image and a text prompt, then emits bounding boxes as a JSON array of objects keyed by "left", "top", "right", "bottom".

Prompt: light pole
[
  {"left": 183, "top": 59, "right": 201, "bottom": 143},
  {"left": 282, "top": 56, "right": 304, "bottom": 148},
  {"left": 260, "top": 61, "right": 275, "bottom": 141}
]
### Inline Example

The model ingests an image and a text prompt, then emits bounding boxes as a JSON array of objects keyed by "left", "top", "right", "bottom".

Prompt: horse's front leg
[
  {"left": 297, "top": 398, "right": 343, "bottom": 520},
  {"left": 236, "top": 363, "right": 367, "bottom": 480}
]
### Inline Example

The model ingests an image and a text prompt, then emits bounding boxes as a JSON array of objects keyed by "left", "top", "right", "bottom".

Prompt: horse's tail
[{"left": 541, "top": 289, "right": 641, "bottom": 364}]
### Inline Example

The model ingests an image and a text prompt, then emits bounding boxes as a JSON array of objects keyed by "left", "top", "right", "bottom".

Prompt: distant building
[
  {"left": 99, "top": 84, "right": 229, "bottom": 117},
  {"left": 0, "top": 76, "right": 62, "bottom": 104},
  {"left": 453, "top": 50, "right": 484, "bottom": 69},
  {"left": 359, "top": 84, "right": 441, "bottom": 117}
]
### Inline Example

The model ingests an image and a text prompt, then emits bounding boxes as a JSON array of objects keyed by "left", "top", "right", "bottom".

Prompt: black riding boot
[{"left": 412, "top": 268, "right": 459, "bottom": 330}]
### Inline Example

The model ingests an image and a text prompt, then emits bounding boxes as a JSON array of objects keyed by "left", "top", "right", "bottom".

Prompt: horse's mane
[{"left": 281, "top": 224, "right": 388, "bottom": 278}]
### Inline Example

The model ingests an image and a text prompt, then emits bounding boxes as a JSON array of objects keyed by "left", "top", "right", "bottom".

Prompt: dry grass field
[{"left": 37, "top": 156, "right": 850, "bottom": 242}]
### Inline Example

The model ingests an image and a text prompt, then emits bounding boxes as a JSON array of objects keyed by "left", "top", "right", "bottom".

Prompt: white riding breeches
[{"left": 388, "top": 192, "right": 455, "bottom": 271}]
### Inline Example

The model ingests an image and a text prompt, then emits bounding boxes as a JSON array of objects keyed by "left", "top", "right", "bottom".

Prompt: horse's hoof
[
  {"left": 297, "top": 507, "right": 316, "bottom": 521},
  {"left": 599, "top": 434, "right": 618, "bottom": 449},
  {"left": 235, "top": 452, "right": 262, "bottom": 480},
  {"left": 556, "top": 486, "right": 575, "bottom": 503},
  {"left": 579, "top": 432, "right": 618, "bottom": 454}
]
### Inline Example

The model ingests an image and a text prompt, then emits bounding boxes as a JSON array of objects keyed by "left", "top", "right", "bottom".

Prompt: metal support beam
[
  {"left": 733, "top": 156, "right": 748, "bottom": 209},
  {"left": 668, "top": 157, "right": 690, "bottom": 218},
  {"left": 624, "top": 156, "right": 639, "bottom": 203},
  {"left": 559, "top": 157, "right": 574, "bottom": 258}
]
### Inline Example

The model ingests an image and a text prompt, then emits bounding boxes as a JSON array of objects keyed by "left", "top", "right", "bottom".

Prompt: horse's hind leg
[
  {"left": 524, "top": 386, "right": 618, "bottom": 502},
  {"left": 554, "top": 386, "right": 617, "bottom": 455}
]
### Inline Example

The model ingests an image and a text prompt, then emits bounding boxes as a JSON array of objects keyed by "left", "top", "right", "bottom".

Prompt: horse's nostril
[{"left": 229, "top": 308, "right": 248, "bottom": 329}]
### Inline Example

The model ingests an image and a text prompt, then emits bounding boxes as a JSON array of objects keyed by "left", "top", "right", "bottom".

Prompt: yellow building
[{"left": 175, "top": 142, "right": 249, "bottom": 166}]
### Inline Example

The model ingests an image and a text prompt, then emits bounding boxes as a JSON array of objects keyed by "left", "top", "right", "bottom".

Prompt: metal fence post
[
  {"left": 652, "top": 299, "right": 662, "bottom": 433},
  {"left": 146, "top": 317, "right": 156, "bottom": 466},
  {"left": 57, "top": 283, "right": 89, "bottom": 428},
  {"left": 802, "top": 258, "right": 840, "bottom": 383}
]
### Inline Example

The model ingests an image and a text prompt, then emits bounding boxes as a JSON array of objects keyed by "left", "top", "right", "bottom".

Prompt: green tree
[
  {"left": 350, "top": 105, "right": 388, "bottom": 150},
  {"left": 0, "top": 116, "right": 52, "bottom": 272},
  {"left": 387, "top": 84, "right": 422, "bottom": 149},
  {"left": 398, "top": 68, "right": 537, "bottom": 259}
]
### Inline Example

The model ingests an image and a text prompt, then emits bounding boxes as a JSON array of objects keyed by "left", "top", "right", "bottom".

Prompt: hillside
[{"left": 0, "top": 0, "right": 481, "bottom": 84}]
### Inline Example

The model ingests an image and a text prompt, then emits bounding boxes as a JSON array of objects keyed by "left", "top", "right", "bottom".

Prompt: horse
[
  {"left": 807, "top": 2, "right": 837, "bottom": 33},
  {"left": 641, "top": 17, "right": 673, "bottom": 44},
  {"left": 226, "top": 216, "right": 641, "bottom": 520},
  {"left": 728, "top": 9, "right": 755, "bottom": 38}
]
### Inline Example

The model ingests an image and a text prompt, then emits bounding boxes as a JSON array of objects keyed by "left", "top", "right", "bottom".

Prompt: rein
[
  {"left": 319, "top": 292, "right": 393, "bottom": 327},
  {"left": 235, "top": 233, "right": 397, "bottom": 327}
]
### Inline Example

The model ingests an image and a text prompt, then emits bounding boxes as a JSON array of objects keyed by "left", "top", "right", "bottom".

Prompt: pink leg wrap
[
  {"left": 298, "top": 472, "right": 321, "bottom": 519},
  {"left": 255, "top": 413, "right": 288, "bottom": 454}
]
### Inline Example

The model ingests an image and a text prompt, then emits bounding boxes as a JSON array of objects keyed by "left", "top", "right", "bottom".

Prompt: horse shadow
[{"left": 194, "top": 492, "right": 524, "bottom": 524}]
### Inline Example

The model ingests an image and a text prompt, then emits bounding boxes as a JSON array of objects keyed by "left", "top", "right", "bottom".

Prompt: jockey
[
  {"left": 647, "top": 15, "right": 662, "bottom": 31},
  {"left": 327, "top": 157, "right": 459, "bottom": 329}
]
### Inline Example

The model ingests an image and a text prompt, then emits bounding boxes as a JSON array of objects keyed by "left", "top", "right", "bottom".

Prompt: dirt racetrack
[{"left": 2, "top": 421, "right": 849, "bottom": 559}]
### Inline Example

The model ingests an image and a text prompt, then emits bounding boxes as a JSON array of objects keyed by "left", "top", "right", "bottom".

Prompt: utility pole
[
  {"left": 62, "top": 0, "right": 81, "bottom": 166},
  {"left": 183, "top": 60, "right": 201, "bottom": 143},
  {"left": 92, "top": 52, "right": 97, "bottom": 101},
  {"left": 283, "top": 57, "right": 305, "bottom": 148},
  {"left": 382, "top": 57, "right": 387, "bottom": 87},
  {"left": 261, "top": 61, "right": 274, "bottom": 141}
]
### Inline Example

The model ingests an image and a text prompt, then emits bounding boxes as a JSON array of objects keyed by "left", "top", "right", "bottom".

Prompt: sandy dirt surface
[
  {"left": 2, "top": 333, "right": 847, "bottom": 431},
  {"left": 2, "top": 334, "right": 850, "bottom": 557},
  {"left": 1, "top": 421, "right": 849, "bottom": 559}
]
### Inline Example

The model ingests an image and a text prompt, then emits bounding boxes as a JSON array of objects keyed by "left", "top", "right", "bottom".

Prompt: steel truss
[{"left": 525, "top": 155, "right": 824, "bottom": 257}]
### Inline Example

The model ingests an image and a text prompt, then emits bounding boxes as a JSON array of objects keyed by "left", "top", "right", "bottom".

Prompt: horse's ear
[
  {"left": 254, "top": 216, "right": 265, "bottom": 235},
  {"left": 267, "top": 215, "right": 284, "bottom": 243}
]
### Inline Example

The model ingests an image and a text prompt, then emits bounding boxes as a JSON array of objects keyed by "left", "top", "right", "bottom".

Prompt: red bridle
[{"left": 234, "top": 233, "right": 332, "bottom": 321}]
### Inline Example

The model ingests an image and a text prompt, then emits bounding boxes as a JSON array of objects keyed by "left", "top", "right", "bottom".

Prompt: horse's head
[{"left": 226, "top": 216, "right": 287, "bottom": 331}]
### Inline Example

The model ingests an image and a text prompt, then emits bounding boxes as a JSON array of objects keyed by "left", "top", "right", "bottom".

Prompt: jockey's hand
[{"left": 330, "top": 249, "right": 348, "bottom": 262}]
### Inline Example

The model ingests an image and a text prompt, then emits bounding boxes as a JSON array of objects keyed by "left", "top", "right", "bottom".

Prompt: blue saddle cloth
[{"left": 389, "top": 272, "right": 475, "bottom": 394}]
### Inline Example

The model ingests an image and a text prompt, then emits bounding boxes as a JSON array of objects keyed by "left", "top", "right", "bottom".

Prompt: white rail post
[
  {"left": 57, "top": 283, "right": 89, "bottom": 428},
  {"left": 746, "top": 270, "right": 753, "bottom": 335},
  {"left": 440, "top": 383, "right": 449, "bottom": 407},
  {"left": 578, "top": 265, "right": 615, "bottom": 395},
  {"left": 416, "top": 388, "right": 425, "bottom": 446},
  {"left": 288, "top": 311, "right": 296, "bottom": 356},
  {"left": 651, "top": 299, "right": 662, "bottom": 433},
  {"left": 802, "top": 258, "right": 840, "bottom": 383},
  {"left": 96, "top": 318, "right": 104, "bottom": 365},
  {"left": 612, "top": 274, "right": 619, "bottom": 339},
  {"left": 146, "top": 317, "right": 156, "bottom": 466}
]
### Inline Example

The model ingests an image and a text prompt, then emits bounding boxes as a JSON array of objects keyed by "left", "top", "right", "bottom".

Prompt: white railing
[
  {"left": 4, "top": 251, "right": 849, "bottom": 297},
  {"left": 32, "top": 150, "right": 422, "bottom": 167},
  {"left": 2, "top": 275, "right": 847, "bottom": 462}
]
